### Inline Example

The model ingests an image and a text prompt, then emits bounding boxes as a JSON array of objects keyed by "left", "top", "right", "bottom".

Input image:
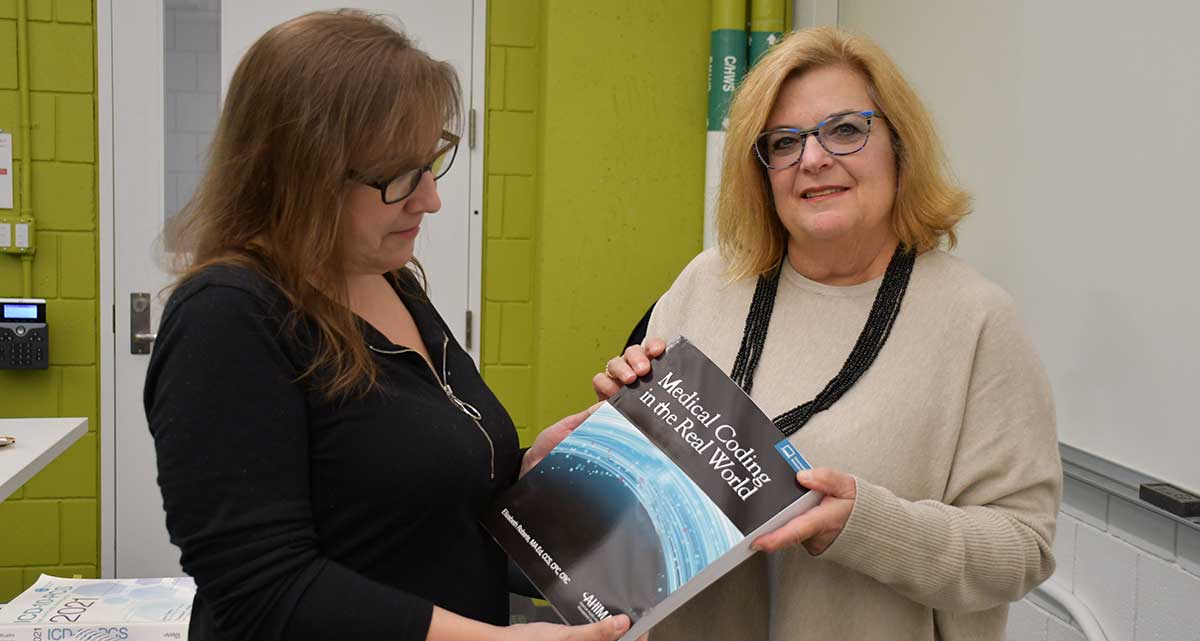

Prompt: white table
[{"left": 0, "top": 417, "right": 88, "bottom": 503}]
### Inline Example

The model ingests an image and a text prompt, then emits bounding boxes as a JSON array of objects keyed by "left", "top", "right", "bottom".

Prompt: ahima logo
[{"left": 579, "top": 592, "right": 611, "bottom": 621}]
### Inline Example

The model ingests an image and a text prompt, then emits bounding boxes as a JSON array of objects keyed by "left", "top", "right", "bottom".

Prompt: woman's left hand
[
  {"left": 752, "top": 468, "right": 857, "bottom": 555},
  {"left": 519, "top": 403, "right": 602, "bottom": 478}
]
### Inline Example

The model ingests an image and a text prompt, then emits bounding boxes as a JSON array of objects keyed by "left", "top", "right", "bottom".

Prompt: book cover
[
  {"left": 0, "top": 575, "right": 194, "bottom": 641},
  {"left": 482, "top": 337, "right": 821, "bottom": 640}
]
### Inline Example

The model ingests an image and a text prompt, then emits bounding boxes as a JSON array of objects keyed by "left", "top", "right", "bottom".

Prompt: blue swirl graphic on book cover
[{"left": 541, "top": 403, "right": 743, "bottom": 592}]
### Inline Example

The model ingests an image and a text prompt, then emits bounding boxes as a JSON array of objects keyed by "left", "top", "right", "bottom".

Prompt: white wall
[{"left": 839, "top": 0, "right": 1200, "bottom": 494}]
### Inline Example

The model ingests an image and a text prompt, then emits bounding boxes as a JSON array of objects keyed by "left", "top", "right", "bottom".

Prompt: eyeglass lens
[
  {"left": 383, "top": 143, "right": 458, "bottom": 203},
  {"left": 756, "top": 112, "right": 873, "bottom": 170}
]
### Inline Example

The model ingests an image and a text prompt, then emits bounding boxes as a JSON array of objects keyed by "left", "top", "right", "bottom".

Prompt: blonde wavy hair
[
  {"left": 168, "top": 10, "right": 461, "bottom": 399},
  {"left": 718, "top": 27, "right": 971, "bottom": 280}
]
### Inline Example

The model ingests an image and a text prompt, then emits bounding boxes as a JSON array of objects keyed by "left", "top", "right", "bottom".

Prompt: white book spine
[{"left": 0, "top": 622, "right": 187, "bottom": 641}]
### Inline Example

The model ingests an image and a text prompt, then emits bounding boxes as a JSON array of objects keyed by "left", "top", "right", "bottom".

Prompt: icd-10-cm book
[{"left": 481, "top": 337, "right": 821, "bottom": 641}]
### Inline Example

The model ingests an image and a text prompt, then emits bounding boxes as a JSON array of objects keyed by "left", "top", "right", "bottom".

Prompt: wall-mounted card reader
[{"left": 0, "top": 297, "right": 48, "bottom": 369}]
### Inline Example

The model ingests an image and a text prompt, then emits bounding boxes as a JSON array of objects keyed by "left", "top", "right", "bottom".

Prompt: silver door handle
[{"left": 131, "top": 293, "right": 157, "bottom": 354}]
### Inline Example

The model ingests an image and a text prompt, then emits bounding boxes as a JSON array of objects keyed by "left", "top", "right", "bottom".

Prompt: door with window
[{"left": 110, "top": 0, "right": 481, "bottom": 578}]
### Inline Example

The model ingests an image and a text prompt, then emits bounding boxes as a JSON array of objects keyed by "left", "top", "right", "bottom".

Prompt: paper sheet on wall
[{"left": 0, "top": 132, "right": 12, "bottom": 210}]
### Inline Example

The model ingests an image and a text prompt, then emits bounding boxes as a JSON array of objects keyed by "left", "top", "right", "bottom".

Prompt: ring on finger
[{"left": 604, "top": 360, "right": 618, "bottom": 380}]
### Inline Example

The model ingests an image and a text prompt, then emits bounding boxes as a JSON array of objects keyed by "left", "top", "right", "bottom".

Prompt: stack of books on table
[{"left": 0, "top": 574, "right": 193, "bottom": 641}]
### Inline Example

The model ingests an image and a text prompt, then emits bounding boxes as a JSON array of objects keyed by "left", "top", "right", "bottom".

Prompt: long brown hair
[
  {"left": 719, "top": 27, "right": 971, "bottom": 280},
  {"left": 169, "top": 10, "right": 462, "bottom": 399}
]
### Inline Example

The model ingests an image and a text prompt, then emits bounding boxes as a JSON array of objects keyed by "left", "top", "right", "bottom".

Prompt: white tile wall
[
  {"left": 1007, "top": 600, "right": 1049, "bottom": 641},
  {"left": 1075, "top": 522, "right": 1138, "bottom": 641},
  {"left": 1007, "top": 485, "right": 1200, "bottom": 641},
  {"left": 163, "top": 0, "right": 219, "bottom": 224},
  {"left": 1046, "top": 616, "right": 1087, "bottom": 641},
  {"left": 1176, "top": 523, "right": 1200, "bottom": 578},
  {"left": 174, "top": 11, "right": 219, "bottom": 52},
  {"left": 164, "top": 133, "right": 197, "bottom": 173},
  {"left": 1109, "top": 496, "right": 1177, "bottom": 562},
  {"left": 1134, "top": 554, "right": 1200, "bottom": 641},
  {"left": 164, "top": 51, "right": 198, "bottom": 91},
  {"left": 175, "top": 173, "right": 200, "bottom": 211},
  {"left": 1053, "top": 513, "right": 1079, "bottom": 591},
  {"left": 174, "top": 92, "right": 218, "bottom": 134},
  {"left": 1061, "top": 477, "right": 1108, "bottom": 530},
  {"left": 196, "top": 53, "right": 220, "bottom": 93}
]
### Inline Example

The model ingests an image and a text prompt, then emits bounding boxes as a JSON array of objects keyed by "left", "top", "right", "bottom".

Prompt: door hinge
[
  {"left": 468, "top": 108, "right": 477, "bottom": 150},
  {"left": 465, "top": 309, "right": 474, "bottom": 350}
]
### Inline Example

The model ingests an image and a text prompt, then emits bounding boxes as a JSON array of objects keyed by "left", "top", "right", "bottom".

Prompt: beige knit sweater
[{"left": 644, "top": 248, "right": 1061, "bottom": 641}]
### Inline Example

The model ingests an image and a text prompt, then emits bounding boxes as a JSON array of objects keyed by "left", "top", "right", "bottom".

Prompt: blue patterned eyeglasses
[{"left": 754, "top": 110, "right": 883, "bottom": 170}]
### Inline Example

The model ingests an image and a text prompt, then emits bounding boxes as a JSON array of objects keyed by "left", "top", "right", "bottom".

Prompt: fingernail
[{"left": 797, "top": 470, "right": 812, "bottom": 483}]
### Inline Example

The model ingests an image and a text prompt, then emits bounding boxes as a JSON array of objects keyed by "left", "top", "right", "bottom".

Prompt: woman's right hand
[
  {"left": 502, "top": 615, "right": 641, "bottom": 641},
  {"left": 591, "top": 338, "right": 667, "bottom": 401}
]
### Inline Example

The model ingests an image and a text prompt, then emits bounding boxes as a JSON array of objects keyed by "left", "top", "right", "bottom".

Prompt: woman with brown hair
[
  {"left": 144, "top": 11, "right": 632, "bottom": 641},
  {"left": 595, "top": 27, "right": 1061, "bottom": 641}
]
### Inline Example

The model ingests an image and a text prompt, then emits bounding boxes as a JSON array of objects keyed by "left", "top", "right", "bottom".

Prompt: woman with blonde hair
[
  {"left": 596, "top": 27, "right": 1060, "bottom": 641},
  {"left": 145, "top": 10, "right": 634, "bottom": 641}
]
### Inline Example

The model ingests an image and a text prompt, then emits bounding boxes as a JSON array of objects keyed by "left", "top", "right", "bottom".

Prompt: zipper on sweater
[{"left": 368, "top": 338, "right": 495, "bottom": 480}]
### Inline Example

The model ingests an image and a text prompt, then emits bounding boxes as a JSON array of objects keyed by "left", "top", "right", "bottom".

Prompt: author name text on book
[{"left": 501, "top": 508, "right": 572, "bottom": 585}]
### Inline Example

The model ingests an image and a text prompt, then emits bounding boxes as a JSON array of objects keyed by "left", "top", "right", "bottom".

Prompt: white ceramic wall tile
[
  {"left": 174, "top": 11, "right": 219, "bottom": 53},
  {"left": 163, "top": 9, "right": 175, "bottom": 50},
  {"left": 1007, "top": 600, "right": 1049, "bottom": 641},
  {"left": 1134, "top": 553, "right": 1200, "bottom": 641},
  {"left": 1027, "top": 590, "right": 1073, "bottom": 625},
  {"left": 1108, "top": 496, "right": 1176, "bottom": 561},
  {"left": 164, "top": 51, "right": 197, "bottom": 91},
  {"left": 1052, "top": 513, "right": 1078, "bottom": 590},
  {"left": 196, "top": 53, "right": 220, "bottom": 93},
  {"left": 163, "top": 171, "right": 178, "bottom": 219},
  {"left": 1074, "top": 522, "right": 1136, "bottom": 641},
  {"left": 1045, "top": 616, "right": 1086, "bottom": 641},
  {"left": 176, "top": 173, "right": 200, "bottom": 209},
  {"left": 175, "top": 92, "right": 219, "bottom": 134},
  {"left": 164, "top": 133, "right": 197, "bottom": 173},
  {"left": 1179, "top": 524, "right": 1200, "bottom": 578},
  {"left": 166, "top": 0, "right": 218, "bottom": 10},
  {"left": 163, "top": 93, "right": 175, "bottom": 131},
  {"left": 1061, "top": 477, "right": 1107, "bottom": 530}
]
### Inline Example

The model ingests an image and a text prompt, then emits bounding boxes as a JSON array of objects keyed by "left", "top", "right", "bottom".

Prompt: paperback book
[
  {"left": 482, "top": 337, "right": 821, "bottom": 640},
  {"left": 0, "top": 574, "right": 194, "bottom": 641}
]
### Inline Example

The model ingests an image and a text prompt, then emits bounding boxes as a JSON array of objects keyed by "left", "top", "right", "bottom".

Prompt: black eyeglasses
[
  {"left": 754, "top": 110, "right": 882, "bottom": 170},
  {"left": 353, "top": 130, "right": 460, "bottom": 204}
]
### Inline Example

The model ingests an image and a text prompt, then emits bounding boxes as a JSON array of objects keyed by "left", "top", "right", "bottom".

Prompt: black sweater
[{"left": 144, "top": 265, "right": 521, "bottom": 640}]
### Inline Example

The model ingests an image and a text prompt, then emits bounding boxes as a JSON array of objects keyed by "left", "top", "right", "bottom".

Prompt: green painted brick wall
[
  {"left": 0, "top": 0, "right": 100, "bottom": 602},
  {"left": 482, "top": 0, "right": 708, "bottom": 445}
]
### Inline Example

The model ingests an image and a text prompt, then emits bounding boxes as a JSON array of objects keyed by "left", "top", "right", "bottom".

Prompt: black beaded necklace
[{"left": 731, "top": 244, "right": 917, "bottom": 436}]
